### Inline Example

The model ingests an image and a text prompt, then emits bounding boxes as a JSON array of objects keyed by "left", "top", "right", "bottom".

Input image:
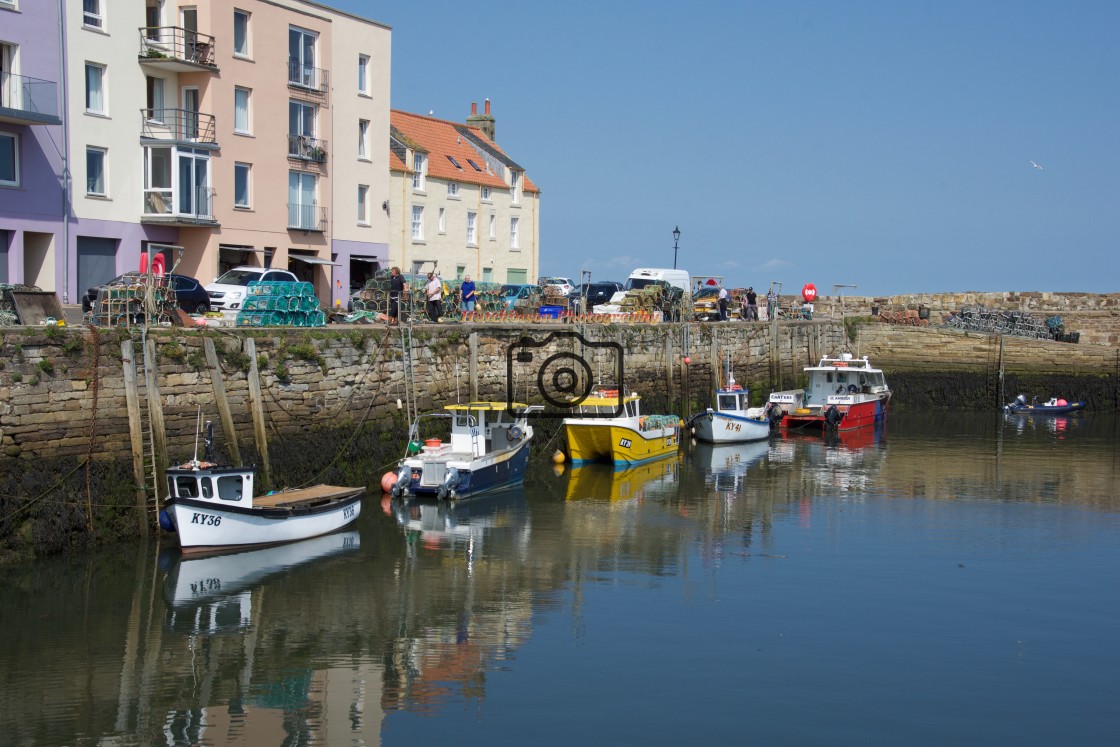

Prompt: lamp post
[{"left": 672, "top": 226, "right": 681, "bottom": 270}]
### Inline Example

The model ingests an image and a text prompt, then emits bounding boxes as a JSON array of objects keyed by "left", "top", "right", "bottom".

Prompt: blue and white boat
[
  {"left": 390, "top": 402, "right": 542, "bottom": 501},
  {"left": 688, "top": 359, "right": 771, "bottom": 443},
  {"left": 1004, "top": 394, "right": 1087, "bottom": 415}
]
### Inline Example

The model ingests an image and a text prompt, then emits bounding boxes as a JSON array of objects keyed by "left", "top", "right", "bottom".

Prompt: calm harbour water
[{"left": 1, "top": 411, "right": 1118, "bottom": 746}]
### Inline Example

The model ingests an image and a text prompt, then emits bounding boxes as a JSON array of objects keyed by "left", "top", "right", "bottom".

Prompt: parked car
[
  {"left": 567, "top": 281, "right": 624, "bottom": 314},
  {"left": 500, "top": 284, "right": 542, "bottom": 310},
  {"left": 81, "top": 272, "right": 212, "bottom": 314},
  {"left": 540, "top": 276, "right": 575, "bottom": 296},
  {"left": 205, "top": 267, "right": 299, "bottom": 311}
]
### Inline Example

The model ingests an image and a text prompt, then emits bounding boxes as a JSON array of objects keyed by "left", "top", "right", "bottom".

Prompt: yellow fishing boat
[
  {"left": 564, "top": 455, "right": 683, "bottom": 502},
  {"left": 562, "top": 388, "right": 683, "bottom": 466}
]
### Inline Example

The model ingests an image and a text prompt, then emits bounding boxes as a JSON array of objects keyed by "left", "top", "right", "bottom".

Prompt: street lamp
[{"left": 672, "top": 226, "right": 681, "bottom": 270}]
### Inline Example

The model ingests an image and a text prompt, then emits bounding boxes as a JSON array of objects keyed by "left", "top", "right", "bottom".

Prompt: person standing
[
  {"left": 388, "top": 266, "right": 405, "bottom": 326},
  {"left": 426, "top": 272, "right": 442, "bottom": 322},
  {"left": 718, "top": 285, "right": 729, "bottom": 321},
  {"left": 460, "top": 275, "right": 476, "bottom": 313},
  {"left": 745, "top": 287, "right": 758, "bottom": 321}
]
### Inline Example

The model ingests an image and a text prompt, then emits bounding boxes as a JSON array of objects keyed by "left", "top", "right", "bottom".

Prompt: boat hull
[
  {"left": 166, "top": 492, "right": 362, "bottom": 554},
  {"left": 1005, "top": 402, "right": 1086, "bottom": 415},
  {"left": 564, "top": 421, "right": 681, "bottom": 465},
  {"left": 692, "top": 411, "right": 771, "bottom": 443},
  {"left": 782, "top": 395, "right": 889, "bottom": 431},
  {"left": 396, "top": 437, "right": 532, "bottom": 499}
]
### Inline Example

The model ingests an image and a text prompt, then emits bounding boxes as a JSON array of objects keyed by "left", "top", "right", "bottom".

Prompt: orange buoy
[
  {"left": 424, "top": 438, "right": 441, "bottom": 448},
  {"left": 683, "top": 356, "right": 692, "bottom": 365},
  {"left": 552, "top": 449, "right": 566, "bottom": 464},
  {"left": 381, "top": 471, "right": 398, "bottom": 493}
]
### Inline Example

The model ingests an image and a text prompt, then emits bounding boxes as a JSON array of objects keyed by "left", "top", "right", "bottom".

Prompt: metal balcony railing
[
  {"left": 144, "top": 186, "right": 216, "bottom": 222},
  {"left": 141, "top": 109, "right": 217, "bottom": 145},
  {"left": 287, "top": 203, "right": 327, "bottom": 232},
  {"left": 0, "top": 71, "right": 61, "bottom": 123},
  {"left": 287, "top": 60, "right": 329, "bottom": 93},
  {"left": 287, "top": 134, "right": 328, "bottom": 163},
  {"left": 139, "top": 27, "right": 217, "bottom": 69}
]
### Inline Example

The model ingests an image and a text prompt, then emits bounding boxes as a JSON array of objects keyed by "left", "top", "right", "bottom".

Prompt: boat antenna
[{"left": 726, "top": 350, "right": 735, "bottom": 388}]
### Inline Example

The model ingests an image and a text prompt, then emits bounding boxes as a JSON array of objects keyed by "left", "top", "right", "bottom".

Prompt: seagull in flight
[{"left": 1029, "top": 160, "right": 1044, "bottom": 171}]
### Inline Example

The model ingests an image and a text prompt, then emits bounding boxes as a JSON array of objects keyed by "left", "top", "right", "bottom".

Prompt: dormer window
[{"left": 412, "top": 153, "right": 426, "bottom": 191}]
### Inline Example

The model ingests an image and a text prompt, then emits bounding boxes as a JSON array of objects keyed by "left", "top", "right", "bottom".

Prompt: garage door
[
  {"left": 77, "top": 236, "right": 118, "bottom": 294},
  {"left": 506, "top": 268, "right": 527, "bottom": 284}
]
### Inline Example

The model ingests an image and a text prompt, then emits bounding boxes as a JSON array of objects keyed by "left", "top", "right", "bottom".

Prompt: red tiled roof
[
  {"left": 389, "top": 149, "right": 409, "bottom": 173},
  {"left": 390, "top": 110, "right": 539, "bottom": 194}
]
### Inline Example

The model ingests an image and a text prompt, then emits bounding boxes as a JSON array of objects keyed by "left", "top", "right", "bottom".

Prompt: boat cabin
[
  {"left": 570, "top": 390, "right": 641, "bottom": 418},
  {"left": 166, "top": 466, "right": 255, "bottom": 509},
  {"left": 445, "top": 403, "right": 530, "bottom": 457},
  {"left": 714, "top": 386, "right": 749, "bottom": 413},
  {"left": 803, "top": 355, "right": 888, "bottom": 407}
]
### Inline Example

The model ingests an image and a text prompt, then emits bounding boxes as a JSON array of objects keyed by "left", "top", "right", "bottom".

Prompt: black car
[
  {"left": 568, "top": 281, "right": 624, "bottom": 313},
  {"left": 82, "top": 273, "right": 212, "bottom": 313}
]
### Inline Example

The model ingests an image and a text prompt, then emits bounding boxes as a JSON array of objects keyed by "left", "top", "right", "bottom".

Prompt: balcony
[
  {"left": 142, "top": 186, "right": 219, "bottom": 227},
  {"left": 139, "top": 27, "right": 219, "bottom": 72},
  {"left": 288, "top": 134, "right": 328, "bottom": 163},
  {"left": 288, "top": 203, "right": 327, "bottom": 232},
  {"left": 141, "top": 109, "right": 217, "bottom": 147},
  {"left": 0, "top": 72, "right": 62, "bottom": 126},
  {"left": 288, "top": 61, "right": 329, "bottom": 98}
]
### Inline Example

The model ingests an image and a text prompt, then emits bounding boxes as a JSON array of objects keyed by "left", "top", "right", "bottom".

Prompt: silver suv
[{"left": 205, "top": 267, "right": 299, "bottom": 311}]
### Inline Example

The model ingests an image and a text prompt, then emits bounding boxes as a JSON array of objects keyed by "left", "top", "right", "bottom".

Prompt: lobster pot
[{"left": 297, "top": 282, "right": 316, "bottom": 297}]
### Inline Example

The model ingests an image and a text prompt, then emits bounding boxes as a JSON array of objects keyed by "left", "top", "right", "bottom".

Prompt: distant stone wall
[{"left": 782, "top": 291, "right": 1120, "bottom": 345}]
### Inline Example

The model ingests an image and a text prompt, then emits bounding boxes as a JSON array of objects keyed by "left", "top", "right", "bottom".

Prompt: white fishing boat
[
  {"left": 160, "top": 421, "right": 363, "bottom": 555},
  {"left": 768, "top": 353, "right": 891, "bottom": 431},
  {"left": 688, "top": 356, "right": 771, "bottom": 443},
  {"left": 389, "top": 402, "right": 542, "bottom": 501}
]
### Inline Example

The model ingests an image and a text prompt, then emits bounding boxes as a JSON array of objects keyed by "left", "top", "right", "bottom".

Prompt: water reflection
[{"left": 1, "top": 414, "right": 1118, "bottom": 744}]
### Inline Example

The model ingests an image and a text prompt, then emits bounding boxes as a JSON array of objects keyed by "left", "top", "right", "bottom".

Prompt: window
[
  {"left": 234, "top": 162, "right": 251, "bottom": 208},
  {"left": 143, "top": 147, "right": 172, "bottom": 214},
  {"left": 288, "top": 101, "right": 317, "bottom": 158},
  {"left": 233, "top": 10, "right": 250, "bottom": 57},
  {"left": 358, "top": 119, "right": 369, "bottom": 159},
  {"left": 411, "top": 205, "right": 424, "bottom": 240},
  {"left": 85, "top": 63, "right": 105, "bottom": 114},
  {"left": 0, "top": 133, "right": 17, "bottom": 187},
  {"left": 456, "top": 265, "right": 465, "bottom": 280},
  {"left": 356, "top": 183, "right": 369, "bottom": 225},
  {"left": 83, "top": 0, "right": 103, "bottom": 29},
  {"left": 466, "top": 211, "right": 477, "bottom": 245},
  {"left": 288, "top": 26, "right": 318, "bottom": 88},
  {"left": 234, "top": 87, "right": 251, "bottom": 134},
  {"left": 358, "top": 54, "right": 370, "bottom": 95},
  {"left": 447, "top": 155, "right": 462, "bottom": 170},
  {"left": 438, "top": 207, "right": 446, "bottom": 233},
  {"left": 145, "top": 76, "right": 165, "bottom": 120},
  {"left": 481, "top": 186, "right": 491, "bottom": 202},
  {"left": 510, "top": 217, "right": 520, "bottom": 249},
  {"left": 510, "top": 171, "right": 521, "bottom": 204},
  {"left": 482, "top": 267, "right": 493, "bottom": 282},
  {"left": 288, "top": 171, "right": 318, "bottom": 229},
  {"left": 488, "top": 213, "right": 495, "bottom": 240},
  {"left": 86, "top": 147, "right": 107, "bottom": 196},
  {"left": 412, "top": 154, "right": 425, "bottom": 190},
  {"left": 467, "top": 159, "right": 483, "bottom": 172},
  {"left": 447, "top": 182, "right": 459, "bottom": 198}
]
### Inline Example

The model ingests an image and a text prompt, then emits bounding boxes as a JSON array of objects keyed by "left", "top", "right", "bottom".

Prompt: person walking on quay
[
  {"left": 460, "top": 275, "right": 476, "bottom": 313},
  {"left": 718, "top": 285, "right": 730, "bottom": 321},
  {"left": 426, "top": 272, "right": 443, "bottom": 322},
  {"left": 388, "top": 266, "right": 405, "bottom": 326},
  {"left": 745, "top": 286, "right": 758, "bottom": 321}
]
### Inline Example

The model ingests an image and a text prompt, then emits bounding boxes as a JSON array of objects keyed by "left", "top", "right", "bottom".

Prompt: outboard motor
[
  {"left": 825, "top": 405, "right": 843, "bottom": 429},
  {"left": 436, "top": 468, "right": 460, "bottom": 501},
  {"left": 765, "top": 402, "right": 783, "bottom": 430},
  {"left": 390, "top": 464, "right": 411, "bottom": 498}
]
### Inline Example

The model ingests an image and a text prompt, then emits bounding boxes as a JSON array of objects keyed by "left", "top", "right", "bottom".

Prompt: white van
[{"left": 593, "top": 268, "right": 692, "bottom": 316}]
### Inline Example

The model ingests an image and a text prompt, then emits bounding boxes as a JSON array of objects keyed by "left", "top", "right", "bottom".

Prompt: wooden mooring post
[
  {"left": 203, "top": 337, "right": 241, "bottom": 465},
  {"left": 143, "top": 337, "right": 169, "bottom": 495},
  {"left": 119, "top": 341, "right": 149, "bottom": 536},
  {"left": 469, "top": 331, "right": 479, "bottom": 401},
  {"left": 244, "top": 337, "right": 271, "bottom": 489}
]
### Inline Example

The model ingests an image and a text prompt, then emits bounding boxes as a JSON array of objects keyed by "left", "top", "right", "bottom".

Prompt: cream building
[{"left": 388, "top": 102, "right": 540, "bottom": 285}]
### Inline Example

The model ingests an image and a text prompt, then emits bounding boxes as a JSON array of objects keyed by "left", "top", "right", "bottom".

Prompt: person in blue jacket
[{"left": 460, "top": 275, "right": 476, "bottom": 312}]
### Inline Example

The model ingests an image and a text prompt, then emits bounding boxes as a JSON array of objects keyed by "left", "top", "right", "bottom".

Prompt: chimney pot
[
  {"left": 471, "top": 102, "right": 477, "bottom": 115},
  {"left": 484, "top": 99, "right": 491, "bottom": 115}
]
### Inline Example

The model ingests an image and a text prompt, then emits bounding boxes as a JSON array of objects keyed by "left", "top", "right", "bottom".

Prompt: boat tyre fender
[
  {"left": 766, "top": 402, "right": 783, "bottom": 428},
  {"left": 509, "top": 425, "right": 524, "bottom": 441},
  {"left": 825, "top": 405, "right": 842, "bottom": 427},
  {"left": 848, "top": 384, "right": 858, "bottom": 394}
]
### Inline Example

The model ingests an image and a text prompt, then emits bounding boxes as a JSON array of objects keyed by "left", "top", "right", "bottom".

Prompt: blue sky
[{"left": 339, "top": 0, "right": 1118, "bottom": 296}]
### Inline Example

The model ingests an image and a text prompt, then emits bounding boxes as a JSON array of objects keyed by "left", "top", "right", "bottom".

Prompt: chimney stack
[{"left": 466, "top": 98, "right": 496, "bottom": 142}]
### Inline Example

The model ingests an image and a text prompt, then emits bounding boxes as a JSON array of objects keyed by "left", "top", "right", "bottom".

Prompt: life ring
[
  {"left": 508, "top": 425, "right": 524, "bottom": 440},
  {"left": 848, "top": 384, "right": 858, "bottom": 394},
  {"left": 150, "top": 254, "right": 166, "bottom": 277}
]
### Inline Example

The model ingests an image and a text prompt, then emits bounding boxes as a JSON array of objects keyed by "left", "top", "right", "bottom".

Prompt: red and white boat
[{"left": 768, "top": 353, "right": 890, "bottom": 431}]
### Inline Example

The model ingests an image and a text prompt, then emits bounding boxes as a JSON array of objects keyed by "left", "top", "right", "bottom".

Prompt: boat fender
[
  {"left": 509, "top": 425, "right": 524, "bottom": 441},
  {"left": 825, "top": 405, "right": 842, "bottom": 426},
  {"left": 158, "top": 508, "right": 176, "bottom": 533}
]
